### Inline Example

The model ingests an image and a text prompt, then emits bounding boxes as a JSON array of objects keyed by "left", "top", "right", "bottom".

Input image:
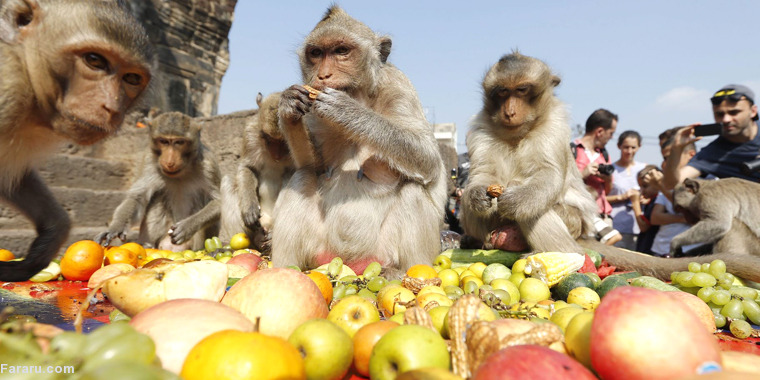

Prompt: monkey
[
  {"left": 219, "top": 92, "right": 294, "bottom": 250},
  {"left": 95, "top": 110, "right": 221, "bottom": 251},
  {"left": 670, "top": 177, "right": 760, "bottom": 256},
  {"left": 271, "top": 6, "right": 447, "bottom": 276},
  {"left": 460, "top": 52, "right": 599, "bottom": 254},
  {"left": 0, "top": 0, "right": 154, "bottom": 281}
]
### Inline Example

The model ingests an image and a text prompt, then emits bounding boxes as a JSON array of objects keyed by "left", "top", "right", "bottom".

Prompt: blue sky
[{"left": 217, "top": 1, "right": 759, "bottom": 166}]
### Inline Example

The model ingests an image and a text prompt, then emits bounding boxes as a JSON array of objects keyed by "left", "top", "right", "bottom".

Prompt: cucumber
[
  {"left": 604, "top": 271, "right": 642, "bottom": 281},
  {"left": 631, "top": 276, "right": 680, "bottom": 292},
  {"left": 597, "top": 275, "right": 630, "bottom": 298},
  {"left": 440, "top": 249, "right": 524, "bottom": 267}
]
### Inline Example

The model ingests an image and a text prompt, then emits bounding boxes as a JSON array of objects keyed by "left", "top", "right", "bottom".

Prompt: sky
[{"left": 217, "top": 0, "right": 760, "bottom": 166}]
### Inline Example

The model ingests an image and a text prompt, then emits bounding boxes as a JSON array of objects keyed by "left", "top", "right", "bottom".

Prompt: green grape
[
  {"left": 109, "top": 309, "right": 131, "bottom": 323},
  {"left": 670, "top": 271, "right": 680, "bottom": 283},
  {"left": 357, "top": 288, "right": 377, "bottom": 301},
  {"left": 312, "top": 267, "right": 329, "bottom": 276},
  {"left": 83, "top": 322, "right": 135, "bottom": 356},
  {"left": 741, "top": 299, "right": 760, "bottom": 325},
  {"left": 286, "top": 265, "right": 301, "bottom": 271},
  {"left": 444, "top": 285, "right": 464, "bottom": 297},
  {"left": 463, "top": 280, "right": 479, "bottom": 294},
  {"left": 479, "top": 285, "right": 493, "bottom": 291},
  {"left": 344, "top": 286, "right": 358, "bottom": 296},
  {"left": 687, "top": 262, "right": 701, "bottom": 273},
  {"left": 711, "top": 290, "right": 731, "bottom": 306},
  {"left": 492, "top": 289, "right": 511, "bottom": 305},
  {"left": 332, "top": 283, "right": 347, "bottom": 300},
  {"left": 724, "top": 273, "right": 736, "bottom": 284},
  {"left": 50, "top": 331, "right": 87, "bottom": 360},
  {"left": 729, "top": 287, "right": 758, "bottom": 300},
  {"left": 697, "top": 287, "right": 715, "bottom": 302},
  {"left": 709, "top": 259, "right": 726, "bottom": 277},
  {"left": 327, "top": 257, "right": 344, "bottom": 278},
  {"left": 717, "top": 277, "right": 733, "bottom": 290},
  {"left": 362, "top": 261, "right": 382, "bottom": 279},
  {"left": 388, "top": 279, "right": 403, "bottom": 286},
  {"left": 692, "top": 272, "right": 717, "bottom": 288},
  {"left": 82, "top": 330, "right": 156, "bottom": 369},
  {"left": 700, "top": 263, "right": 711, "bottom": 273},
  {"left": 340, "top": 275, "right": 360, "bottom": 284},
  {"left": 720, "top": 299, "right": 745, "bottom": 320},
  {"left": 729, "top": 319, "right": 753, "bottom": 339},
  {"left": 675, "top": 271, "right": 695, "bottom": 287},
  {"left": 366, "top": 276, "right": 388, "bottom": 292},
  {"left": 713, "top": 312, "right": 727, "bottom": 329}
]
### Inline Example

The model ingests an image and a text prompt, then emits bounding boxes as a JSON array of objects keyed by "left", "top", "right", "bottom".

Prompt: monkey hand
[
  {"left": 279, "top": 85, "right": 314, "bottom": 123},
  {"left": 241, "top": 202, "right": 262, "bottom": 229},
  {"left": 495, "top": 189, "right": 520, "bottom": 220},
  {"left": 465, "top": 186, "right": 495, "bottom": 215},
  {"left": 311, "top": 88, "right": 361, "bottom": 124},
  {"left": 669, "top": 240, "right": 685, "bottom": 257},
  {"left": 168, "top": 220, "right": 195, "bottom": 245},
  {"left": 94, "top": 230, "right": 127, "bottom": 246}
]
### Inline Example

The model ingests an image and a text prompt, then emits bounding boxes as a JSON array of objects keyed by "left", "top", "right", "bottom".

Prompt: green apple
[
  {"left": 369, "top": 324, "right": 451, "bottom": 380},
  {"left": 481, "top": 263, "right": 511, "bottom": 285},
  {"left": 229, "top": 232, "right": 251, "bottom": 250},
  {"left": 432, "top": 254, "right": 452, "bottom": 270},
  {"left": 288, "top": 318, "right": 353, "bottom": 380},
  {"left": 427, "top": 305, "right": 450, "bottom": 337},
  {"left": 388, "top": 311, "right": 405, "bottom": 324},
  {"left": 327, "top": 295, "right": 380, "bottom": 337}
]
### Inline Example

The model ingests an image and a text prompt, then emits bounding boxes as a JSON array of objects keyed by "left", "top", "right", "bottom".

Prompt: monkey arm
[
  {"left": 0, "top": 171, "right": 71, "bottom": 281},
  {"left": 496, "top": 158, "right": 565, "bottom": 222},
  {"left": 96, "top": 160, "right": 156, "bottom": 245},
  {"left": 669, "top": 213, "right": 731, "bottom": 254},
  {"left": 279, "top": 85, "right": 319, "bottom": 169},
  {"left": 236, "top": 164, "right": 261, "bottom": 228},
  {"left": 313, "top": 85, "right": 441, "bottom": 184}
]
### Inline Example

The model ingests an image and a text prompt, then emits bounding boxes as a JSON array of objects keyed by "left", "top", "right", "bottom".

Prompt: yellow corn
[{"left": 523, "top": 252, "right": 585, "bottom": 287}]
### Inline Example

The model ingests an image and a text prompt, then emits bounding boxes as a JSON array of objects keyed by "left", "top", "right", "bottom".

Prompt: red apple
[
  {"left": 226, "top": 253, "right": 263, "bottom": 273},
  {"left": 221, "top": 268, "right": 329, "bottom": 339},
  {"left": 352, "top": 320, "right": 399, "bottom": 377},
  {"left": 665, "top": 291, "right": 716, "bottom": 333},
  {"left": 472, "top": 344, "right": 596, "bottom": 380},
  {"left": 591, "top": 287, "right": 722, "bottom": 380}
]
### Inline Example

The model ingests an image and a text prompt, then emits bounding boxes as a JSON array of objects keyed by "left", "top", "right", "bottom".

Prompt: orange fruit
[
  {"left": 352, "top": 320, "right": 399, "bottom": 377},
  {"left": 119, "top": 242, "right": 146, "bottom": 264},
  {"left": 406, "top": 264, "right": 438, "bottom": 280},
  {"left": 181, "top": 330, "right": 305, "bottom": 380},
  {"left": 0, "top": 249, "right": 15, "bottom": 261},
  {"left": 104, "top": 247, "right": 138, "bottom": 266},
  {"left": 60, "top": 240, "right": 104, "bottom": 281},
  {"left": 305, "top": 270, "right": 333, "bottom": 305}
]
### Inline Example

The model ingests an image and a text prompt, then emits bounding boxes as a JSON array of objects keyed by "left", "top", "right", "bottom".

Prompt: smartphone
[{"left": 693, "top": 123, "right": 723, "bottom": 137}]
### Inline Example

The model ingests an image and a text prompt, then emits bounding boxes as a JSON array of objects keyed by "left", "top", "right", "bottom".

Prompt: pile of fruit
[{"left": 1, "top": 237, "right": 759, "bottom": 380}]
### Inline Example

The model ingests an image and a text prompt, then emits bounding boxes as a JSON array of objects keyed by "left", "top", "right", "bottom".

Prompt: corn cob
[{"left": 524, "top": 251, "right": 585, "bottom": 287}]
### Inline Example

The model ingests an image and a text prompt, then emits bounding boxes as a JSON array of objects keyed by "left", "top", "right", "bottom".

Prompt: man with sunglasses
[{"left": 662, "top": 84, "right": 760, "bottom": 190}]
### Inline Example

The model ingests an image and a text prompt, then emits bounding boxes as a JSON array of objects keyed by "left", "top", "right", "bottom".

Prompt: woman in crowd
[{"left": 606, "top": 131, "right": 647, "bottom": 250}]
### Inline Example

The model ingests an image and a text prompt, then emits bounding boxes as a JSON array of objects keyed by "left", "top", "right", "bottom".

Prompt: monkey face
[
  {"left": 486, "top": 85, "right": 537, "bottom": 129},
  {"left": 153, "top": 137, "right": 194, "bottom": 178}
]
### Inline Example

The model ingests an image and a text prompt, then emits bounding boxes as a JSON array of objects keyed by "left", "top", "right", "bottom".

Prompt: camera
[
  {"left": 693, "top": 123, "right": 723, "bottom": 137},
  {"left": 741, "top": 158, "right": 760, "bottom": 175},
  {"left": 598, "top": 164, "right": 615, "bottom": 176}
]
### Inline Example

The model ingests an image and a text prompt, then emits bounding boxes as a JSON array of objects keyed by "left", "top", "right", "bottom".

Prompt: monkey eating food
[
  {"left": 0, "top": 0, "right": 154, "bottom": 281},
  {"left": 271, "top": 6, "right": 447, "bottom": 276}
]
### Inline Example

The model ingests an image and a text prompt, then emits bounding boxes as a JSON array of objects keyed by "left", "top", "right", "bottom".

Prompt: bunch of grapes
[
  {"left": 0, "top": 318, "right": 178, "bottom": 379},
  {"left": 670, "top": 259, "right": 760, "bottom": 338},
  {"left": 314, "top": 257, "right": 399, "bottom": 303}
]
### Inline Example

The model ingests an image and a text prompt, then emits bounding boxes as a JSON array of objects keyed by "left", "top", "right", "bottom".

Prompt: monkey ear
[
  {"left": 683, "top": 178, "right": 700, "bottom": 194},
  {"left": 0, "top": 0, "right": 37, "bottom": 44},
  {"left": 551, "top": 75, "right": 561, "bottom": 87},
  {"left": 378, "top": 36, "right": 392, "bottom": 63},
  {"left": 256, "top": 92, "right": 263, "bottom": 107},
  {"left": 141, "top": 107, "right": 161, "bottom": 128}
]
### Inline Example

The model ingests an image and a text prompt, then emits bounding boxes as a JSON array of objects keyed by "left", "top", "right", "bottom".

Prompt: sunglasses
[{"left": 711, "top": 89, "right": 754, "bottom": 105}]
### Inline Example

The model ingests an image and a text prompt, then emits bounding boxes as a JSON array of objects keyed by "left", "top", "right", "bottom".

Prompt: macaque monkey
[
  {"left": 271, "top": 6, "right": 447, "bottom": 275},
  {"left": 220, "top": 92, "right": 294, "bottom": 250},
  {"left": 670, "top": 177, "right": 760, "bottom": 256},
  {"left": 0, "top": 0, "right": 154, "bottom": 281},
  {"left": 460, "top": 52, "right": 598, "bottom": 254},
  {"left": 95, "top": 111, "right": 221, "bottom": 251}
]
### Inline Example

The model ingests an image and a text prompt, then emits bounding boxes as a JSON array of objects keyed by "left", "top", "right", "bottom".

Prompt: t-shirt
[
  {"left": 609, "top": 161, "right": 647, "bottom": 234},
  {"left": 650, "top": 193, "right": 700, "bottom": 256},
  {"left": 688, "top": 123, "right": 760, "bottom": 182}
]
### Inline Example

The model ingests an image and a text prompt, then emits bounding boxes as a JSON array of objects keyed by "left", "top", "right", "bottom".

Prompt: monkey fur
[
  {"left": 461, "top": 52, "right": 598, "bottom": 255},
  {"left": 220, "top": 92, "right": 294, "bottom": 250},
  {"left": 0, "top": 0, "right": 154, "bottom": 281},
  {"left": 271, "top": 6, "right": 447, "bottom": 276},
  {"left": 95, "top": 110, "right": 221, "bottom": 251}
]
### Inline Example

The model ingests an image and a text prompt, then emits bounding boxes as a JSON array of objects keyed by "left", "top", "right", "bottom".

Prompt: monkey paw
[
  {"left": 279, "top": 85, "right": 312, "bottom": 122},
  {"left": 312, "top": 88, "right": 357, "bottom": 121},
  {"left": 466, "top": 186, "right": 494, "bottom": 214},
  {"left": 168, "top": 222, "right": 193, "bottom": 245},
  {"left": 241, "top": 204, "right": 261, "bottom": 228},
  {"left": 94, "top": 231, "right": 126, "bottom": 246}
]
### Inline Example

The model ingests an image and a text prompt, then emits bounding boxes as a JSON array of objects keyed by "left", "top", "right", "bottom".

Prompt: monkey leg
[
  {"left": 518, "top": 210, "right": 583, "bottom": 254},
  {"left": 579, "top": 239, "right": 760, "bottom": 283},
  {"left": 670, "top": 219, "right": 730, "bottom": 255},
  {"left": 0, "top": 172, "right": 71, "bottom": 281}
]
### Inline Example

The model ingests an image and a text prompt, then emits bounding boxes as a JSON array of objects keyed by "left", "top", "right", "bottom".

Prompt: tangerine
[
  {"left": 181, "top": 330, "right": 305, "bottom": 380},
  {"left": 406, "top": 264, "right": 438, "bottom": 280},
  {"left": 0, "top": 249, "right": 15, "bottom": 261},
  {"left": 60, "top": 240, "right": 104, "bottom": 281},
  {"left": 104, "top": 247, "right": 138, "bottom": 267},
  {"left": 305, "top": 270, "right": 333, "bottom": 305},
  {"left": 119, "top": 242, "right": 146, "bottom": 264}
]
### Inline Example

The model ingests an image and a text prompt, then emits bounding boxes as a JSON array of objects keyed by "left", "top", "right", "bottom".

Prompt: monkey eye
[
  {"left": 84, "top": 53, "right": 109, "bottom": 71},
  {"left": 123, "top": 73, "right": 143, "bottom": 86},
  {"left": 497, "top": 88, "right": 509, "bottom": 98},
  {"left": 309, "top": 48, "right": 323, "bottom": 58},
  {"left": 516, "top": 86, "right": 531, "bottom": 95},
  {"left": 334, "top": 46, "right": 350, "bottom": 55},
  {"left": 157, "top": 137, "right": 169, "bottom": 145},
  {"left": 174, "top": 140, "right": 186, "bottom": 146}
]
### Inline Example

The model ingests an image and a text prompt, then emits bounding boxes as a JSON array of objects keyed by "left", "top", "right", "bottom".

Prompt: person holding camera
[
  {"left": 572, "top": 108, "right": 622, "bottom": 245},
  {"left": 662, "top": 84, "right": 760, "bottom": 190}
]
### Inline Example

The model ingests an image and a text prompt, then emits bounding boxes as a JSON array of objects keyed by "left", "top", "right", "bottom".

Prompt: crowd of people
[{"left": 448, "top": 83, "right": 760, "bottom": 256}]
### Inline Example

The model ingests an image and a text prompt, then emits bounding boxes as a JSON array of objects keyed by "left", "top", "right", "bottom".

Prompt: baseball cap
[{"left": 711, "top": 84, "right": 755, "bottom": 105}]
